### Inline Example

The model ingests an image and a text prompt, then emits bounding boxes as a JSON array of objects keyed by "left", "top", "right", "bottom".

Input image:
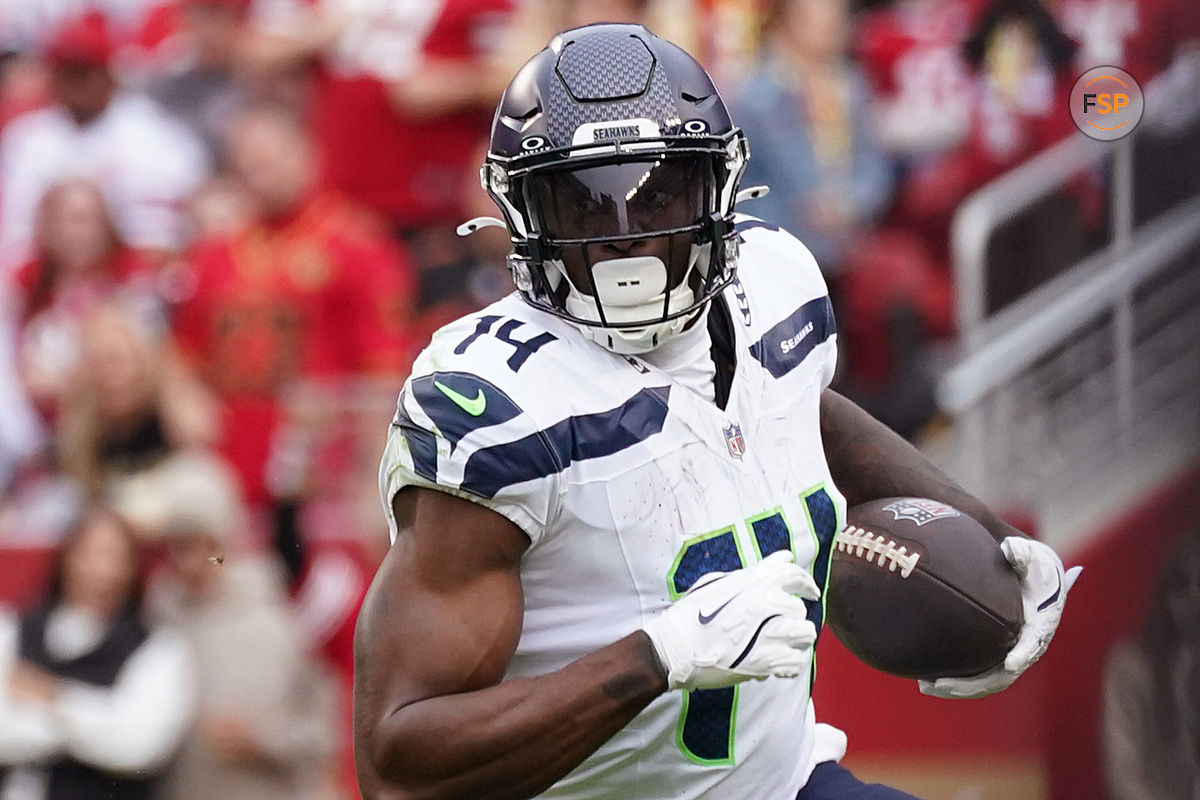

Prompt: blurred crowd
[{"left": 0, "top": 0, "right": 1196, "bottom": 799}]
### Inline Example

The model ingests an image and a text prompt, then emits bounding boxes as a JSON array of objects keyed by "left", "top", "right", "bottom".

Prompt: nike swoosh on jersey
[
  {"left": 698, "top": 594, "right": 739, "bottom": 625},
  {"left": 435, "top": 380, "right": 487, "bottom": 416}
]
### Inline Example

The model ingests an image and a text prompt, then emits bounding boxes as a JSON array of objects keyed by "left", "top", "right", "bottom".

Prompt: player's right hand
[{"left": 642, "top": 550, "right": 819, "bottom": 691}]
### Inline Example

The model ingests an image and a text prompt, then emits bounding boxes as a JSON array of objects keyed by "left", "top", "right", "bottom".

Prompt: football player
[{"left": 354, "top": 24, "right": 1080, "bottom": 800}]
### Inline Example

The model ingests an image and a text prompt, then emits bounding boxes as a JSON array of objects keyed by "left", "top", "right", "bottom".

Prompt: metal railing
[{"left": 935, "top": 60, "right": 1200, "bottom": 551}]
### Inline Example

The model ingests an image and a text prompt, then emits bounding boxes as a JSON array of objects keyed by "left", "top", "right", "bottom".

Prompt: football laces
[{"left": 836, "top": 526, "right": 921, "bottom": 578}]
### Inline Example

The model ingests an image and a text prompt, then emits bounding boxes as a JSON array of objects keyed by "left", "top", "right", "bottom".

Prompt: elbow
[
  {"left": 356, "top": 720, "right": 426, "bottom": 800},
  {"left": 357, "top": 723, "right": 478, "bottom": 800}
]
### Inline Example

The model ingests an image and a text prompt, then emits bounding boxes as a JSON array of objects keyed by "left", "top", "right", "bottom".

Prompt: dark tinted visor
[{"left": 529, "top": 155, "right": 710, "bottom": 240}]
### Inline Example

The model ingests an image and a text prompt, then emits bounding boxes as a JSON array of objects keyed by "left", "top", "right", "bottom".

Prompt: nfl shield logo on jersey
[
  {"left": 723, "top": 423, "right": 746, "bottom": 460},
  {"left": 882, "top": 498, "right": 961, "bottom": 526}
]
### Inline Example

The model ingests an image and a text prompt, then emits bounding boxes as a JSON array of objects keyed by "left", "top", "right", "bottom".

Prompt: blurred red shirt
[
  {"left": 856, "top": 0, "right": 988, "bottom": 158},
  {"left": 173, "top": 191, "right": 415, "bottom": 501},
  {"left": 251, "top": 0, "right": 510, "bottom": 230},
  {"left": 14, "top": 247, "right": 151, "bottom": 322}
]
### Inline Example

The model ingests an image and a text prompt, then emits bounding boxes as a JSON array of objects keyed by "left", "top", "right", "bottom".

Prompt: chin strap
[{"left": 456, "top": 216, "right": 507, "bottom": 236}]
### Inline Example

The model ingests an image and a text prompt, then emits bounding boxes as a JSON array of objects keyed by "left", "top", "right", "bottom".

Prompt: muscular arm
[
  {"left": 820, "top": 390, "right": 1024, "bottom": 543},
  {"left": 353, "top": 487, "right": 667, "bottom": 800}
]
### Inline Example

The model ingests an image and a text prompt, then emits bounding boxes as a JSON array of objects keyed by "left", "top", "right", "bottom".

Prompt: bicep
[
  {"left": 819, "top": 387, "right": 930, "bottom": 507},
  {"left": 820, "top": 389, "right": 1021, "bottom": 541},
  {"left": 354, "top": 487, "right": 528, "bottom": 743}
]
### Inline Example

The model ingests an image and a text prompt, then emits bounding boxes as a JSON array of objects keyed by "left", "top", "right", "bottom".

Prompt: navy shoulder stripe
[
  {"left": 410, "top": 372, "right": 523, "bottom": 449},
  {"left": 392, "top": 397, "right": 438, "bottom": 482},
  {"left": 461, "top": 386, "right": 671, "bottom": 498},
  {"left": 748, "top": 296, "right": 835, "bottom": 379}
]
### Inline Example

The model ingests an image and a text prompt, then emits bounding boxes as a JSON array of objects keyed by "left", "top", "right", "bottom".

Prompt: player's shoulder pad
[
  {"left": 731, "top": 215, "right": 836, "bottom": 380},
  {"left": 391, "top": 295, "right": 673, "bottom": 500},
  {"left": 733, "top": 214, "right": 826, "bottom": 290},
  {"left": 396, "top": 297, "right": 554, "bottom": 459},
  {"left": 408, "top": 294, "right": 584, "bottom": 415}
]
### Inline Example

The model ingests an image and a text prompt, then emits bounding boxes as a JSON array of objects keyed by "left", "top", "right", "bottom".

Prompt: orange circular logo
[{"left": 1070, "top": 66, "right": 1144, "bottom": 141}]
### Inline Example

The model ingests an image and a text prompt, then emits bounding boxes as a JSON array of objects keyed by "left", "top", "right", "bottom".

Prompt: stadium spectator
[
  {"left": 237, "top": 0, "right": 512, "bottom": 334},
  {"left": 897, "top": 0, "right": 1076, "bottom": 232},
  {"left": 0, "top": 51, "right": 48, "bottom": 134},
  {"left": 833, "top": 230, "right": 950, "bottom": 439},
  {"left": 1052, "top": 0, "right": 1200, "bottom": 79},
  {"left": 495, "top": 0, "right": 701, "bottom": 87},
  {"left": 146, "top": 0, "right": 253, "bottom": 164},
  {"left": 0, "top": 505, "right": 194, "bottom": 800},
  {"left": 11, "top": 180, "right": 160, "bottom": 426},
  {"left": 732, "top": 0, "right": 950, "bottom": 438},
  {"left": 402, "top": 141, "right": 520, "bottom": 344},
  {"left": 239, "top": 0, "right": 510, "bottom": 233},
  {"left": 850, "top": 0, "right": 986, "bottom": 318},
  {"left": 0, "top": 0, "right": 162, "bottom": 52},
  {"left": 841, "top": 0, "right": 1083, "bottom": 391},
  {"left": 957, "top": 0, "right": 1088, "bottom": 308},
  {"left": 289, "top": 537, "right": 373, "bottom": 799},
  {"left": 733, "top": 0, "right": 893, "bottom": 274},
  {"left": 172, "top": 103, "right": 414, "bottom": 577},
  {"left": 0, "top": 309, "right": 43, "bottom": 493},
  {"left": 186, "top": 175, "right": 255, "bottom": 240},
  {"left": 56, "top": 302, "right": 217, "bottom": 503},
  {"left": 1102, "top": 528, "right": 1200, "bottom": 800},
  {"left": 145, "top": 458, "right": 339, "bottom": 800},
  {"left": 855, "top": 0, "right": 981, "bottom": 168},
  {"left": 0, "top": 9, "right": 209, "bottom": 271}
]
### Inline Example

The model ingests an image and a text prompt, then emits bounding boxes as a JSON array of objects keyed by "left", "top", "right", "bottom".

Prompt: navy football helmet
[{"left": 465, "top": 24, "right": 751, "bottom": 354}]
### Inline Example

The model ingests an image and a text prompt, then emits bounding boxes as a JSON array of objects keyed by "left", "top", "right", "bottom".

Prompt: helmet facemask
[{"left": 487, "top": 135, "right": 748, "bottom": 354}]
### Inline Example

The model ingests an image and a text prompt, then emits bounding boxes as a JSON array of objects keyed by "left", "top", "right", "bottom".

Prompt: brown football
[{"left": 825, "top": 497, "right": 1024, "bottom": 680}]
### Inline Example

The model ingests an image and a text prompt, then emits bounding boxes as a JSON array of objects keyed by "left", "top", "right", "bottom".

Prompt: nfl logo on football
[
  {"left": 723, "top": 423, "right": 746, "bottom": 460},
  {"left": 882, "top": 498, "right": 961, "bottom": 526}
]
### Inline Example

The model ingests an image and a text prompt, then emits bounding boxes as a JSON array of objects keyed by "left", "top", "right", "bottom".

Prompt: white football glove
[
  {"left": 643, "top": 550, "right": 820, "bottom": 691},
  {"left": 919, "top": 537, "right": 1082, "bottom": 699}
]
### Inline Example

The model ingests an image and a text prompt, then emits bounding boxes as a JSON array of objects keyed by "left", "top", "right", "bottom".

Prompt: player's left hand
[{"left": 919, "top": 537, "right": 1082, "bottom": 699}]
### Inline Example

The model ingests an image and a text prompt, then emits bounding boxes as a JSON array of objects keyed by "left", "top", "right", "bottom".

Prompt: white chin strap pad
[
  {"left": 587, "top": 256, "right": 669, "bottom": 323},
  {"left": 561, "top": 255, "right": 698, "bottom": 355}
]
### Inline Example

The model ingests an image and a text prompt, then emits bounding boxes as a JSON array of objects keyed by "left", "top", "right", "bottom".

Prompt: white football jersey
[{"left": 379, "top": 218, "right": 848, "bottom": 800}]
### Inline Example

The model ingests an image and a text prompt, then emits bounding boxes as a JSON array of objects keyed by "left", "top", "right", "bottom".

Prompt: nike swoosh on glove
[
  {"left": 642, "top": 550, "right": 820, "bottom": 691},
  {"left": 919, "top": 537, "right": 1082, "bottom": 699}
]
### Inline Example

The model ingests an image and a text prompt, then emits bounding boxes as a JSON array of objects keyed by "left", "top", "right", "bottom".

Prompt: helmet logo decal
[
  {"left": 683, "top": 119, "right": 709, "bottom": 134},
  {"left": 521, "top": 136, "right": 547, "bottom": 151},
  {"left": 571, "top": 118, "right": 661, "bottom": 146}
]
